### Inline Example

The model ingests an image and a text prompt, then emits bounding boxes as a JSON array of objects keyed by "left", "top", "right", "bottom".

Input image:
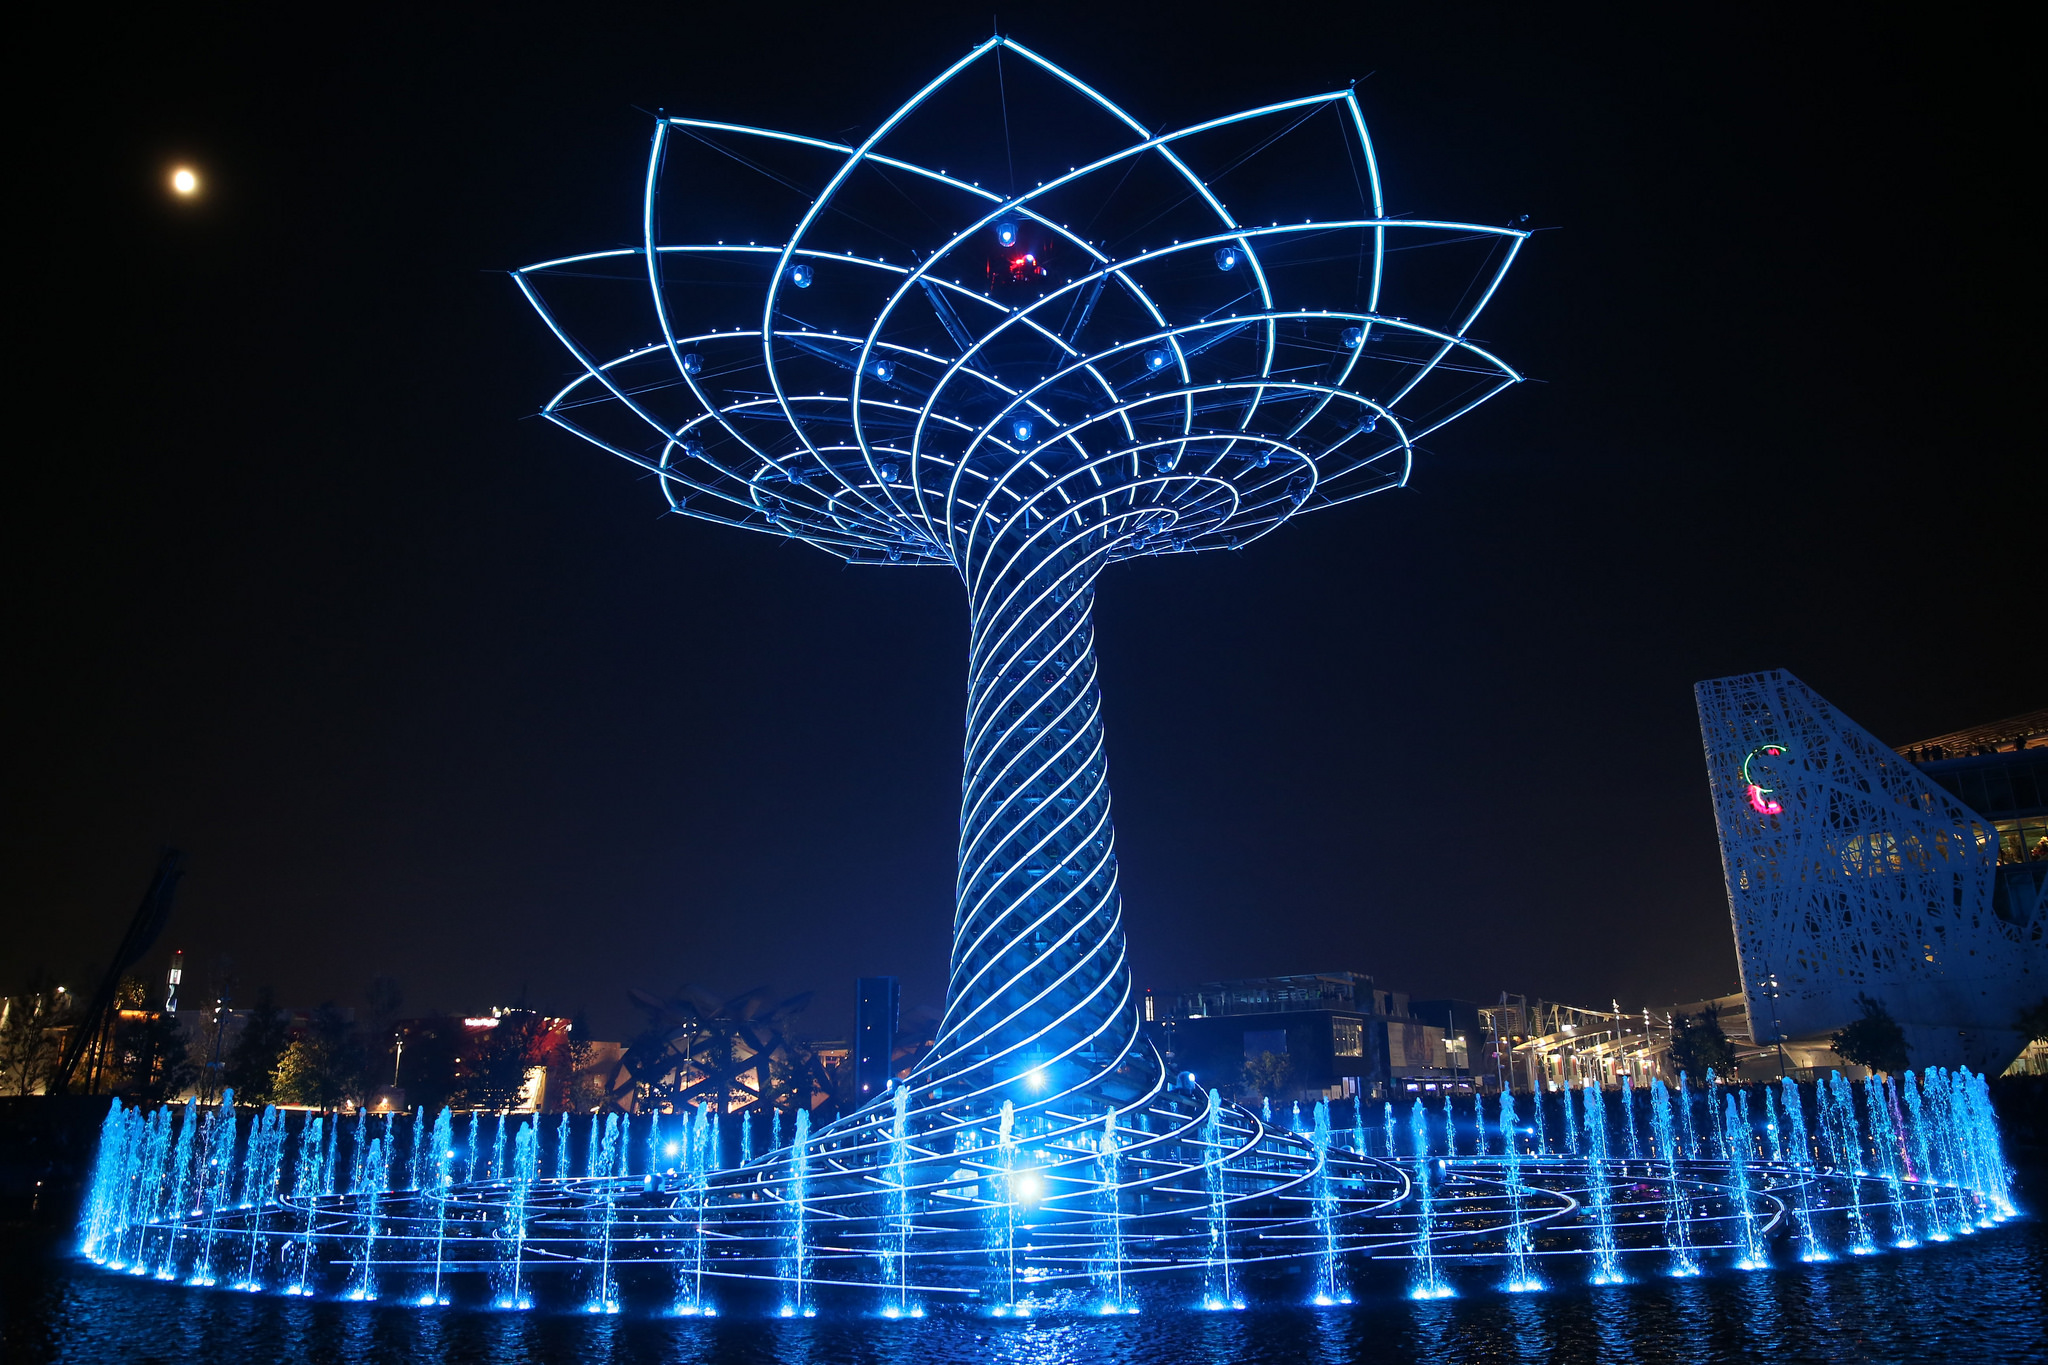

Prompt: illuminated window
[{"left": 1333, "top": 1019, "right": 1364, "bottom": 1057}]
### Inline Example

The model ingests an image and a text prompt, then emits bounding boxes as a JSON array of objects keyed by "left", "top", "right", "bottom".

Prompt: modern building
[
  {"left": 1163, "top": 972, "right": 1476, "bottom": 1103},
  {"left": 1696, "top": 670, "right": 2045, "bottom": 1073},
  {"left": 1500, "top": 997, "right": 1650, "bottom": 1092},
  {"left": 852, "top": 976, "right": 900, "bottom": 1104},
  {"left": 1902, "top": 713, "right": 2048, "bottom": 926}
]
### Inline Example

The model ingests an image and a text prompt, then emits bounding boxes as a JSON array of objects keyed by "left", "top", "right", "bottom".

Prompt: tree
[
  {"left": 115, "top": 1010, "right": 197, "bottom": 1101},
  {"left": 459, "top": 1011, "right": 548, "bottom": 1112},
  {"left": 1832, "top": 993, "right": 1910, "bottom": 1076},
  {"left": 564, "top": 1011, "right": 608, "bottom": 1113},
  {"left": 0, "top": 974, "right": 73, "bottom": 1096},
  {"left": 396, "top": 1016, "right": 463, "bottom": 1112},
  {"left": 1241, "top": 1050, "right": 1293, "bottom": 1102},
  {"left": 272, "top": 1004, "right": 367, "bottom": 1108},
  {"left": 272, "top": 1041, "right": 323, "bottom": 1106},
  {"left": 363, "top": 975, "right": 405, "bottom": 1091},
  {"left": 1669, "top": 1004, "right": 1740, "bottom": 1079},
  {"left": 224, "top": 988, "right": 292, "bottom": 1103}
]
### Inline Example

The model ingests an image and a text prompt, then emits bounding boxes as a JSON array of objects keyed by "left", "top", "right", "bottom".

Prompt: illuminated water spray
[
  {"left": 232, "top": 1106, "right": 285, "bottom": 1292},
  {"left": 76, "top": 1070, "right": 2018, "bottom": 1311},
  {"left": 1778, "top": 1076, "right": 1829, "bottom": 1261},
  {"left": 1723, "top": 1094, "right": 1768, "bottom": 1270},
  {"left": 1650, "top": 1079, "right": 1699, "bottom": 1277},
  {"left": 343, "top": 1136, "right": 386, "bottom": 1302},
  {"left": 880, "top": 1086, "right": 917, "bottom": 1319},
  {"left": 1863, "top": 1074, "right": 1913, "bottom": 1248},
  {"left": 189, "top": 1091, "right": 234, "bottom": 1287},
  {"left": 1408, "top": 1101, "right": 1451, "bottom": 1299},
  {"left": 1200, "top": 1091, "right": 1241, "bottom": 1311},
  {"left": 492, "top": 1119, "right": 538, "bottom": 1310},
  {"left": 779, "top": 1109, "right": 814, "bottom": 1318},
  {"left": 1583, "top": 1086, "right": 1623, "bottom": 1284},
  {"left": 585, "top": 1113, "right": 623, "bottom": 1312},
  {"left": 1093, "top": 1109, "right": 1133, "bottom": 1314},
  {"left": 1498, "top": 1090, "right": 1540, "bottom": 1292},
  {"left": 422, "top": 1108, "right": 453, "bottom": 1303},
  {"left": 1308, "top": 1100, "right": 1350, "bottom": 1305},
  {"left": 988, "top": 1101, "right": 1022, "bottom": 1315},
  {"left": 1820, "top": 1072, "right": 1877, "bottom": 1254}
]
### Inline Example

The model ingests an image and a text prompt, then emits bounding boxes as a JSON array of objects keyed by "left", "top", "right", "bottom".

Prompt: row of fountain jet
[{"left": 77, "top": 1066, "right": 2016, "bottom": 1316}]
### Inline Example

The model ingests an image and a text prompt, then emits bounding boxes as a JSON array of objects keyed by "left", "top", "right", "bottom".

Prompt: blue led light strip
[{"left": 508, "top": 36, "right": 1531, "bottom": 1290}]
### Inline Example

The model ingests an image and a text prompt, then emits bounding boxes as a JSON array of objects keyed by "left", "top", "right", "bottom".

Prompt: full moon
[{"left": 170, "top": 167, "right": 198, "bottom": 195}]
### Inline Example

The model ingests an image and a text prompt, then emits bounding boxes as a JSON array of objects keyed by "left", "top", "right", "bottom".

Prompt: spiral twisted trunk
[{"left": 932, "top": 518, "right": 1134, "bottom": 1094}]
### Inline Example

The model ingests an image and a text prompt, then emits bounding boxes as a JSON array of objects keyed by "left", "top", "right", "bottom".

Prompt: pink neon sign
[{"left": 1742, "top": 744, "right": 1789, "bottom": 816}]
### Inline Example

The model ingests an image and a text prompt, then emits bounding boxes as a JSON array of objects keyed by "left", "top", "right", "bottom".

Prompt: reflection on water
[
  {"left": 5, "top": 1216, "right": 2045, "bottom": 1365},
  {"left": 1511, "top": 1291, "right": 1556, "bottom": 1362},
  {"left": 1590, "top": 1282, "right": 1634, "bottom": 1363},
  {"left": 1734, "top": 1266, "right": 1781, "bottom": 1356}
]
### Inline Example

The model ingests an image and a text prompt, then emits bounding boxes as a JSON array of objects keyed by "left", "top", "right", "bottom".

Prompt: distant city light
[{"left": 170, "top": 167, "right": 199, "bottom": 196}]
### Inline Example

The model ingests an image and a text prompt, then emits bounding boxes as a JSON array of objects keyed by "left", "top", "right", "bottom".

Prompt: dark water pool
[{"left": 5, "top": 1215, "right": 2044, "bottom": 1364}]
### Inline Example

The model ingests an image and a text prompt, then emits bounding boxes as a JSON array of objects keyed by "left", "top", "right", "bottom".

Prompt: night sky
[{"left": 10, "top": 5, "right": 2037, "bottom": 1042}]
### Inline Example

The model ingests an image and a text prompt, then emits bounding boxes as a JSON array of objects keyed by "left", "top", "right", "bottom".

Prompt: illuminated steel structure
[
  {"left": 515, "top": 38, "right": 1524, "bottom": 1292},
  {"left": 1697, "top": 670, "right": 2045, "bottom": 1074},
  {"left": 66, "top": 47, "right": 2031, "bottom": 1319}
]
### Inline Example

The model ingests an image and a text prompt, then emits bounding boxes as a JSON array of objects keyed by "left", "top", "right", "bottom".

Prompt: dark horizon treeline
[{"left": 0, "top": 968, "right": 607, "bottom": 1113}]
